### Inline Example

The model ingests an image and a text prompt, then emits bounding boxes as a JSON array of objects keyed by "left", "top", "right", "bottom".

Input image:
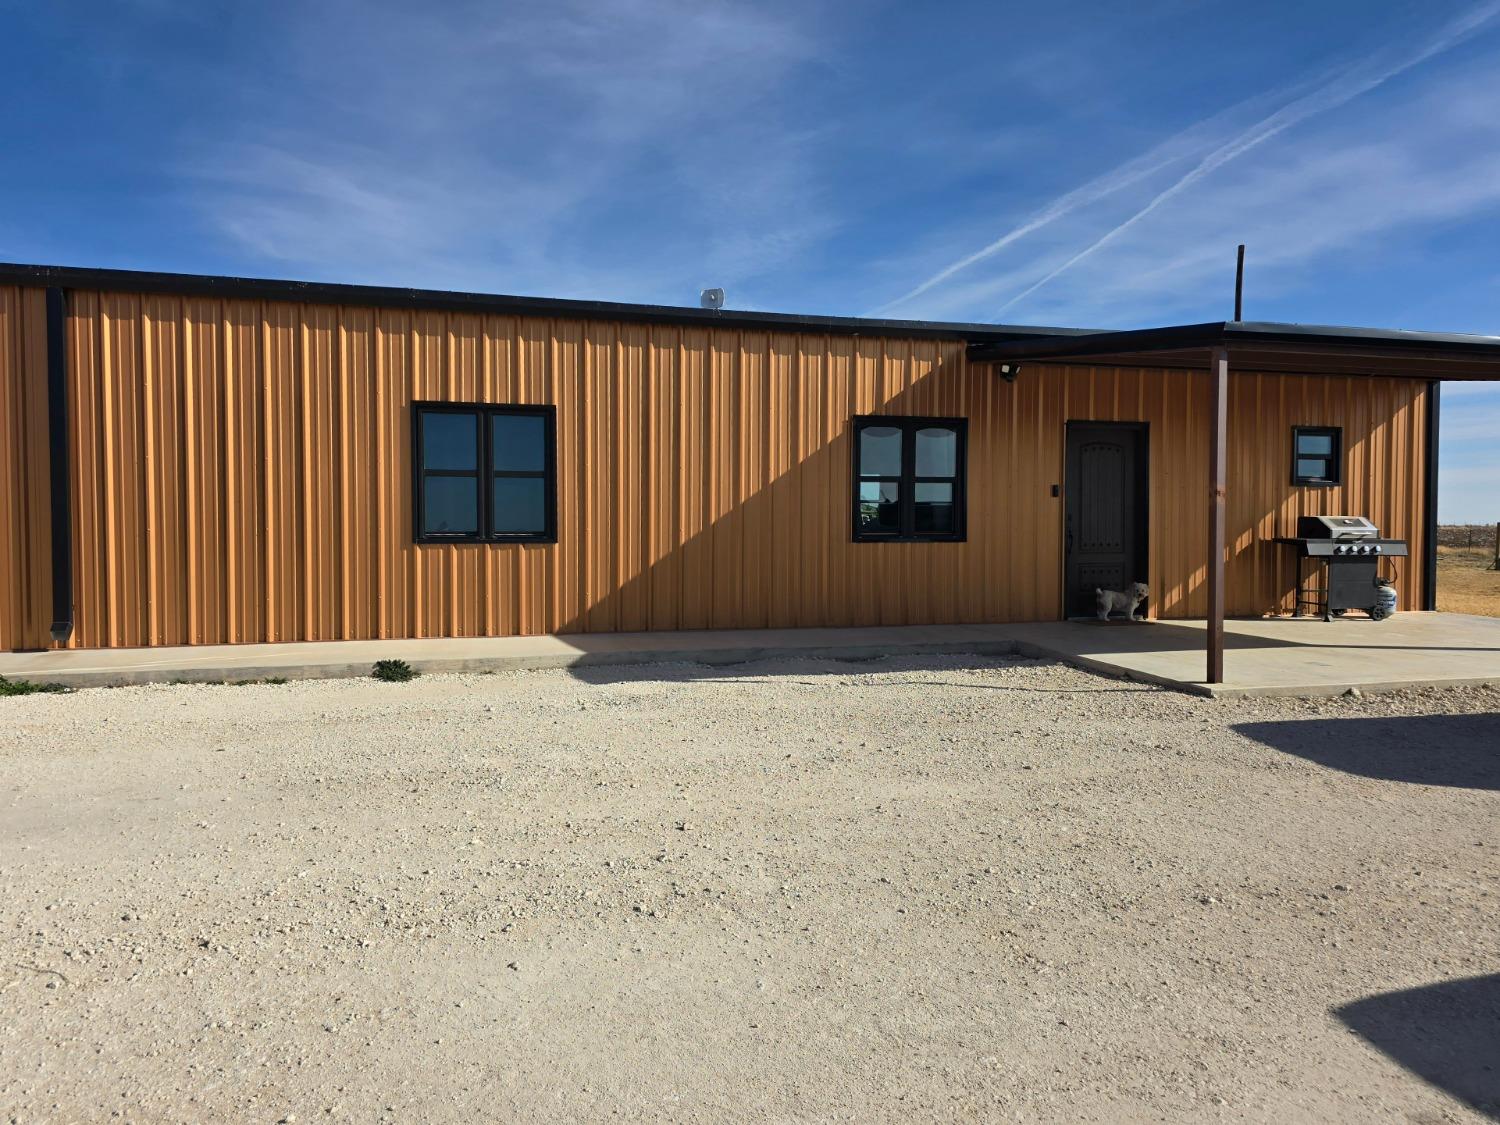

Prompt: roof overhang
[
  {"left": 967, "top": 320, "right": 1500, "bottom": 380},
  {"left": 0, "top": 261, "right": 1087, "bottom": 345}
]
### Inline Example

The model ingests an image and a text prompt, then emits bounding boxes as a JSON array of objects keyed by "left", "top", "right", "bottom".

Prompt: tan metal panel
[
  {"left": 0, "top": 288, "right": 25, "bottom": 649},
  {"left": 0, "top": 287, "right": 1438, "bottom": 651},
  {"left": 66, "top": 292, "right": 103, "bottom": 647},
  {"left": 0, "top": 288, "right": 52, "bottom": 651}
]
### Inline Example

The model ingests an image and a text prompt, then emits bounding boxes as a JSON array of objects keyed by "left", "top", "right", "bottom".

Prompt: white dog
[{"left": 1096, "top": 581, "right": 1149, "bottom": 622}]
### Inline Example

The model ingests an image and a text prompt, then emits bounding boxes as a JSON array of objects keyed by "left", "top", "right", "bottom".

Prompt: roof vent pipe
[{"left": 1234, "top": 244, "right": 1245, "bottom": 322}]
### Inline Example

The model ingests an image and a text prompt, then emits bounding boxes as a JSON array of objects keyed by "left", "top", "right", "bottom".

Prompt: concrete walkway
[
  {"left": 2, "top": 613, "right": 1498, "bottom": 697},
  {"left": 1004, "top": 612, "right": 1500, "bottom": 697}
]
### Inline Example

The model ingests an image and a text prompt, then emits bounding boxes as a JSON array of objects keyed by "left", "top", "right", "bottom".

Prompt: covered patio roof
[
  {"left": 969, "top": 319, "right": 1500, "bottom": 686},
  {"left": 968, "top": 319, "right": 1500, "bottom": 380}
]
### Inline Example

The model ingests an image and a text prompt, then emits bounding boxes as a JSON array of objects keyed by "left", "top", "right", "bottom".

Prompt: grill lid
[{"left": 1297, "top": 515, "right": 1379, "bottom": 539}]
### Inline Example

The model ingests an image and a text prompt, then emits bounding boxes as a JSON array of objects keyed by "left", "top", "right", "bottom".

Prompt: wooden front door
[{"left": 1064, "top": 423, "right": 1148, "bottom": 617}]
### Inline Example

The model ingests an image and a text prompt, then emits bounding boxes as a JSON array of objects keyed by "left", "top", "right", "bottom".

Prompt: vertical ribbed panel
[
  {"left": 0, "top": 287, "right": 51, "bottom": 650},
  {"left": 1041, "top": 364, "right": 1429, "bottom": 617},
  {"left": 0, "top": 287, "right": 1436, "bottom": 650}
]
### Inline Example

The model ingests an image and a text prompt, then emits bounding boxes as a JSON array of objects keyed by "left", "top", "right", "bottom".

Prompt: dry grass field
[{"left": 1437, "top": 545, "right": 1500, "bottom": 617}]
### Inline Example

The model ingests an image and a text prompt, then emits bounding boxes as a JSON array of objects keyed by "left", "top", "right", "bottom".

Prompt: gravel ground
[{"left": 2, "top": 654, "right": 1497, "bottom": 1123}]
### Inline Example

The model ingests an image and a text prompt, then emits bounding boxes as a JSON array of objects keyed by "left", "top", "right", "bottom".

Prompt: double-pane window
[
  {"left": 414, "top": 404, "right": 556, "bottom": 542},
  {"left": 853, "top": 416, "right": 966, "bottom": 541}
]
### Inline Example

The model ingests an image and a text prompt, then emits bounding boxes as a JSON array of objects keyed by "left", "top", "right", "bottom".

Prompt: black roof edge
[
  {"left": 968, "top": 322, "right": 1228, "bottom": 362},
  {"left": 0, "top": 261, "right": 1085, "bottom": 344},
  {"left": 968, "top": 319, "right": 1500, "bottom": 362}
]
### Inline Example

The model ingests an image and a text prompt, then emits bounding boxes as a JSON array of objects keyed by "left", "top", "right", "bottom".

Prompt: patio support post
[{"left": 1207, "top": 347, "right": 1229, "bottom": 684}]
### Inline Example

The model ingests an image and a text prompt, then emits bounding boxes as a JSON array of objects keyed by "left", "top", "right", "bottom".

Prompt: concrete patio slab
[
  {"left": 1005, "top": 612, "right": 1500, "bottom": 698},
  {"left": 2, "top": 612, "right": 1497, "bottom": 698}
]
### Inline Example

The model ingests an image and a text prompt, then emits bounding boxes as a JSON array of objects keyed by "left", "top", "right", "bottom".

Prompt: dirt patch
[
  {"left": 1438, "top": 545, "right": 1500, "bottom": 617},
  {"left": 2, "top": 655, "right": 1497, "bottom": 1122}
]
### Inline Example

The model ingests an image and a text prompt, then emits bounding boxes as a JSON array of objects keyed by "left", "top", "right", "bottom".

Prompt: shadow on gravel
[
  {"left": 1335, "top": 974, "right": 1500, "bottom": 1120},
  {"left": 1232, "top": 713, "right": 1500, "bottom": 790},
  {"left": 566, "top": 655, "right": 1151, "bottom": 692},
  {"left": 700, "top": 677, "right": 1154, "bottom": 694}
]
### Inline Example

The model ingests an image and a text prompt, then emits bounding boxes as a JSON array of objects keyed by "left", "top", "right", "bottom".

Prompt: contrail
[
  {"left": 864, "top": 92, "right": 1296, "bottom": 317},
  {"left": 869, "top": 146, "right": 1189, "bottom": 314},
  {"left": 995, "top": 1, "right": 1500, "bottom": 316}
]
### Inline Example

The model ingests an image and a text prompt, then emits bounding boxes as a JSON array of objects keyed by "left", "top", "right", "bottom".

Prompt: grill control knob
[{"left": 1373, "top": 544, "right": 1382, "bottom": 554}]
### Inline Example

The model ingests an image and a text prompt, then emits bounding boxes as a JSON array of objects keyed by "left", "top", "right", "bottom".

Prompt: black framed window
[
  {"left": 1292, "top": 426, "right": 1341, "bottom": 486},
  {"left": 852, "top": 415, "right": 966, "bottom": 542},
  {"left": 413, "top": 403, "right": 556, "bottom": 543}
]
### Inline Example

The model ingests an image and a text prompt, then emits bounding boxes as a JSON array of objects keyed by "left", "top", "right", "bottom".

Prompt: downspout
[
  {"left": 1422, "top": 380, "right": 1440, "bottom": 612},
  {"left": 45, "top": 287, "right": 73, "bottom": 643}
]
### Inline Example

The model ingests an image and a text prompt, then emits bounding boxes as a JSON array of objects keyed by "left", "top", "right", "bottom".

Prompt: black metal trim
[
  {"left": 0, "top": 261, "right": 1081, "bottom": 345},
  {"left": 969, "top": 319, "right": 1500, "bottom": 364},
  {"left": 412, "top": 402, "right": 557, "bottom": 545},
  {"left": 851, "top": 415, "right": 968, "bottom": 543},
  {"left": 1423, "top": 381, "right": 1440, "bottom": 611},
  {"left": 44, "top": 287, "right": 73, "bottom": 643},
  {"left": 1290, "top": 425, "right": 1342, "bottom": 487}
]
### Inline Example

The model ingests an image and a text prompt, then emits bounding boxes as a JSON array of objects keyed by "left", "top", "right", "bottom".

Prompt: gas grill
[{"left": 1276, "top": 516, "right": 1407, "bottom": 621}]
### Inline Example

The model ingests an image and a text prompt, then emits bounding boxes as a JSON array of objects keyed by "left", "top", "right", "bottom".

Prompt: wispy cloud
[
  {"left": 873, "top": 1, "right": 1500, "bottom": 325},
  {"left": 868, "top": 86, "right": 1300, "bottom": 315},
  {"left": 992, "top": 1, "right": 1500, "bottom": 315},
  {"left": 185, "top": 0, "right": 831, "bottom": 303}
]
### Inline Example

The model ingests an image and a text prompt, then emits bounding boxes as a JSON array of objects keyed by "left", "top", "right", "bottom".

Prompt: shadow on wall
[
  {"left": 1232, "top": 713, "right": 1500, "bottom": 790},
  {"left": 554, "top": 343, "right": 1062, "bottom": 636},
  {"left": 1335, "top": 974, "right": 1500, "bottom": 1120}
]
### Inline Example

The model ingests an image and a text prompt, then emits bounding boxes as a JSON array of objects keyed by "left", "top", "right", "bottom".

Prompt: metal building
[{"left": 4, "top": 262, "right": 1493, "bottom": 681}]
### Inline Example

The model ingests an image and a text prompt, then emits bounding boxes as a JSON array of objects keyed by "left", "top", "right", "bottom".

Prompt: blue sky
[{"left": 3, "top": 0, "right": 1499, "bottom": 520}]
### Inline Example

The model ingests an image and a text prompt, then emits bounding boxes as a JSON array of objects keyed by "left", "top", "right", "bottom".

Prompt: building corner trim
[
  {"left": 1423, "top": 379, "right": 1440, "bottom": 612},
  {"left": 45, "top": 287, "right": 72, "bottom": 644}
]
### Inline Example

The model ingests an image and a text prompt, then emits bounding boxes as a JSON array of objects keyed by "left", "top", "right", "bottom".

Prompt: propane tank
[{"left": 1371, "top": 577, "right": 1397, "bottom": 621}]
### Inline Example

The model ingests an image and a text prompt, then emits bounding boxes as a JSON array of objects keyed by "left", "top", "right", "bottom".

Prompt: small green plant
[
  {"left": 371, "top": 659, "right": 416, "bottom": 683},
  {"left": 0, "top": 675, "right": 72, "bottom": 697},
  {"left": 261, "top": 677, "right": 289, "bottom": 686}
]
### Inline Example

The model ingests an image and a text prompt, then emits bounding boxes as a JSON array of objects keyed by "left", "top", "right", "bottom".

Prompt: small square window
[{"left": 1292, "top": 426, "right": 1341, "bottom": 486}]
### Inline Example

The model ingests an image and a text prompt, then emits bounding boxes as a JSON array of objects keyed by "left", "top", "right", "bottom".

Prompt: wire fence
[{"left": 1437, "top": 523, "right": 1500, "bottom": 570}]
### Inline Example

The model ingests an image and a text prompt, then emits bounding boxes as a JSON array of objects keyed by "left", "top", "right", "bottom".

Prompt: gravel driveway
[{"left": 2, "top": 655, "right": 1497, "bottom": 1122}]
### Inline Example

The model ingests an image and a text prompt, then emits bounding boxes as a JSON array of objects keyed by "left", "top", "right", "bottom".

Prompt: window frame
[
  {"left": 412, "top": 402, "right": 557, "bottom": 544},
  {"left": 1291, "top": 425, "right": 1342, "bottom": 487},
  {"left": 851, "top": 414, "right": 968, "bottom": 543}
]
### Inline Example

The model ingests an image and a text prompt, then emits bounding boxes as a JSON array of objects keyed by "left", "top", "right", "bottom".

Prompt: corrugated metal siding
[
  {"left": 1044, "top": 364, "right": 1428, "bottom": 617},
  {"left": 0, "top": 287, "right": 1432, "bottom": 650},
  {"left": 0, "top": 287, "right": 51, "bottom": 651}
]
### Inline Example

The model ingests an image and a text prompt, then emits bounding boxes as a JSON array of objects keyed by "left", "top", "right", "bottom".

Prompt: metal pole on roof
[
  {"left": 1234, "top": 245, "right": 1245, "bottom": 322},
  {"left": 1207, "top": 346, "right": 1229, "bottom": 684}
]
